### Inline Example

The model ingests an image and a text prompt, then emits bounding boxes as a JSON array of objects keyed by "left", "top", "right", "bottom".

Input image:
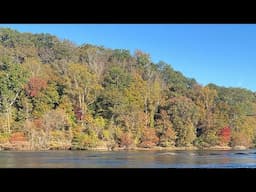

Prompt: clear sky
[{"left": 0, "top": 24, "right": 255, "bottom": 92}]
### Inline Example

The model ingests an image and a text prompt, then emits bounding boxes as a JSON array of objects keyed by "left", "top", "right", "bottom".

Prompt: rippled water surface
[{"left": 1, "top": 150, "right": 256, "bottom": 168}]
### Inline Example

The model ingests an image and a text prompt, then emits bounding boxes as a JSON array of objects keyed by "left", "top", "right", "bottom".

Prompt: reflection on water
[{"left": 0, "top": 150, "right": 256, "bottom": 168}]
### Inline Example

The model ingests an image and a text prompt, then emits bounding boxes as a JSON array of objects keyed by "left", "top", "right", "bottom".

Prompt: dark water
[{"left": 1, "top": 150, "right": 256, "bottom": 168}]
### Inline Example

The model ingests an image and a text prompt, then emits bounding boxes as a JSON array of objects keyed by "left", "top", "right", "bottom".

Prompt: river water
[{"left": 0, "top": 150, "right": 256, "bottom": 168}]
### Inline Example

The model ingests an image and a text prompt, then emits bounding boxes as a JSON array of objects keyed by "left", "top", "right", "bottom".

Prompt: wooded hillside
[{"left": 1, "top": 28, "right": 255, "bottom": 150}]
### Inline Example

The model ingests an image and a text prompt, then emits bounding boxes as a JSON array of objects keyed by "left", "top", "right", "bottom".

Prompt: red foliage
[
  {"left": 219, "top": 126, "right": 231, "bottom": 145},
  {"left": 25, "top": 77, "right": 47, "bottom": 97},
  {"left": 10, "top": 132, "right": 27, "bottom": 144}
]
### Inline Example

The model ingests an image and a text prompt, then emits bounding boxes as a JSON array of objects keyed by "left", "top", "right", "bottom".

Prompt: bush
[
  {"left": 72, "top": 132, "right": 99, "bottom": 149},
  {"left": 0, "top": 133, "right": 10, "bottom": 144},
  {"left": 102, "top": 129, "right": 111, "bottom": 141},
  {"left": 139, "top": 128, "right": 159, "bottom": 148},
  {"left": 119, "top": 132, "right": 134, "bottom": 148},
  {"left": 231, "top": 132, "right": 251, "bottom": 148},
  {"left": 9, "top": 132, "right": 27, "bottom": 144},
  {"left": 218, "top": 126, "right": 231, "bottom": 146},
  {"left": 159, "top": 127, "right": 176, "bottom": 147},
  {"left": 49, "top": 130, "right": 72, "bottom": 149},
  {"left": 193, "top": 137, "right": 211, "bottom": 148}
]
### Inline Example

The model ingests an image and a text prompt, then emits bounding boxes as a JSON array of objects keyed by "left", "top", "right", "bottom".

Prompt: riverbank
[
  {"left": 88, "top": 146, "right": 235, "bottom": 151},
  {"left": 77, "top": 145, "right": 252, "bottom": 151},
  {"left": 0, "top": 143, "right": 249, "bottom": 151}
]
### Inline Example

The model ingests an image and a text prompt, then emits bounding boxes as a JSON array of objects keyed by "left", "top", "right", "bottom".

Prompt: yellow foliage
[{"left": 0, "top": 133, "right": 10, "bottom": 144}]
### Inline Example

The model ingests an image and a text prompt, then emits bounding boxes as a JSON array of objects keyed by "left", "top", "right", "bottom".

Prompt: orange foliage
[
  {"left": 120, "top": 132, "right": 133, "bottom": 148},
  {"left": 165, "top": 127, "right": 176, "bottom": 138},
  {"left": 140, "top": 128, "right": 159, "bottom": 148},
  {"left": 10, "top": 132, "right": 27, "bottom": 144}
]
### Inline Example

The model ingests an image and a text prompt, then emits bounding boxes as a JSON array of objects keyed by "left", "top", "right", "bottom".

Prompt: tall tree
[
  {"left": 167, "top": 96, "right": 199, "bottom": 146},
  {"left": 0, "top": 56, "right": 28, "bottom": 133}
]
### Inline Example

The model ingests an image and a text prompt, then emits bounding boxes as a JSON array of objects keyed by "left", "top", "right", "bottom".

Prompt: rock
[
  {"left": 233, "top": 145, "right": 247, "bottom": 150},
  {"left": 208, "top": 145, "right": 231, "bottom": 150}
]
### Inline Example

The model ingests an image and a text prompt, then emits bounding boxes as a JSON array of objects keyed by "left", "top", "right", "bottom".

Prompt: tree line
[{"left": 0, "top": 28, "right": 256, "bottom": 150}]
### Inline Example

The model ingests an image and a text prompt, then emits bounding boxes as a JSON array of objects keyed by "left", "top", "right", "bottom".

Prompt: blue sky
[{"left": 0, "top": 24, "right": 255, "bottom": 92}]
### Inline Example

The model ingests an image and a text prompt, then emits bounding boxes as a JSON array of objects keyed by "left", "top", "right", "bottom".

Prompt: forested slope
[{"left": 0, "top": 28, "right": 255, "bottom": 150}]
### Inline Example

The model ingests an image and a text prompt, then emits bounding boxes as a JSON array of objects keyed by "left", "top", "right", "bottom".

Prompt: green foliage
[
  {"left": 0, "top": 57, "right": 28, "bottom": 110},
  {"left": 1, "top": 27, "right": 256, "bottom": 150},
  {"left": 72, "top": 132, "right": 99, "bottom": 149},
  {"left": 49, "top": 130, "right": 72, "bottom": 149},
  {"left": 103, "top": 66, "right": 132, "bottom": 90},
  {"left": 167, "top": 96, "right": 199, "bottom": 146},
  {"left": 31, "top": 82, "right": 60, "bottom": 117}
]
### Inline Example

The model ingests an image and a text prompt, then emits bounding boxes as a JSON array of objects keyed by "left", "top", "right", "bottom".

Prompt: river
[{"left": 0, "top": 150, "right": 256, "bottom": 168}]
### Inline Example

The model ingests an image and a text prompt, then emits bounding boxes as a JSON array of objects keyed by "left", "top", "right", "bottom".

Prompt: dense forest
[{"left": 0, "top": 28, "right": 256, "bottom": 150}]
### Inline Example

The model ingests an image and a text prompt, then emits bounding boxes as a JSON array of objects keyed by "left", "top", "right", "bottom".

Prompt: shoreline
[
  {"left": 0, "top": 145, "right": 250, "bottom": 152},
  {"left": 87, "top": 146, "right": 247, "bottom": 151}
]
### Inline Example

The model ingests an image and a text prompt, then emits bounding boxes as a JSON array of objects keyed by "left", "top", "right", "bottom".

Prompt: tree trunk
[
  {"left": 6, "top": 109, "right": 11, "bottom": 134},
  {"left": 150, "top": 111, "right": 154, "bottom": 128},
  {"left": 78, "top": 93, "right": 82, "bottom": 109},
  {"left": 144, "top": 97, "right": 148, "bottom": 127}
]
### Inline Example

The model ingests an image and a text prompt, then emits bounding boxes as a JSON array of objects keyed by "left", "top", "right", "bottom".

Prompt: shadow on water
[
  {"left": 209, "top": 153, "right": 222, "bottom": 156},
  {"left": 234, "top": 152, "right": 248, "bottom": 155}
]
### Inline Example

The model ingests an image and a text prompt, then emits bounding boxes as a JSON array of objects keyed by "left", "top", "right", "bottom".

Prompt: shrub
[
  {"left": 231, "top": 132, "right": 251, "bottom": 148},
  {"left": 140, "top": 128, "right": 159, "bottom": 148},
  {"left": 49, "top": 130, "right": 72, "bottom": 149},
  {"left": 119, "top": 132, "right": 133, "bottom": 148},
  {"left": 9, "top": 132, "right": 27, "bottom": 144},
  {"left": 0, "top": 133, "right": 10, "bottom": 144},
  {"left": 218, "top": 126, "right": 231, "bottom": 146},
  {"left": 159, "top": 127, "right": 176, "bottom": 147},
  {"left": 72, "top": 132, "right": 99, "bottom": 149}
]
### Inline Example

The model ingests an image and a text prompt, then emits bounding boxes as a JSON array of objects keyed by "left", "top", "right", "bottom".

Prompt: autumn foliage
[
  {"left": 33, "top": 118, "right": 43, "bottom": 129},
  {"left": 2, "top": 28, "right": 256, "bottom": 151},
  {"left": 140, "top": 128, "right": 159, "bottom": 148},
  {"left": 74, "top": 107, "right": 84, "bottom": 121},
  {"left": 9, "top": 132, "right": 27, "bottom": 144},
  {"left": 218, "top": 126, "right": 231, "bottom": 146},
  {"left": 120, "top": 132, "right": 133, "bottom": 148},
  {"left": 231, "top": 132, "right": 251, "bottom": 147},
  {"left": 25, "top": 77, "right": 47, "bottom": 97}
]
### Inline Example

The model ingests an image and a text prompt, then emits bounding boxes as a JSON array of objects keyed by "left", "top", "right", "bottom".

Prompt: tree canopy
[{"left": 0, "top": 27, "right": 256, "bottom": 150}]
